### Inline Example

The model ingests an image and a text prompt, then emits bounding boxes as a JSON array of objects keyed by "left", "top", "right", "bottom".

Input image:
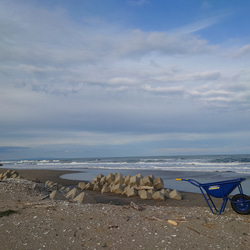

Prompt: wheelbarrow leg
[
  {"left": 219, "top": 198, "right": 229, "bottom": 215},
  {"left": 201, "top": 190, "right": 228, "bottom": 215},
  {"left": 199, "top": 188, "right": 219, "bottom": 214}
]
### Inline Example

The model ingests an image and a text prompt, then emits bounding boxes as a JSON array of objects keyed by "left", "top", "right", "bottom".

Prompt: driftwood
[
  {"left": 166, "top": 220, "right": 178, "bottom": 226},
  {"left": 130, "top": 201, "right": 144, "bottom": 211},
  {"left": 187, "top": 227, "right": 213, "bottom": 239},
  {"left": 24, "top": 202, "right": 56, "bottom": 209}
]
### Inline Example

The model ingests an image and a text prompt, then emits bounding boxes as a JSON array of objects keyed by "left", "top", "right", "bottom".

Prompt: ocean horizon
[{"left": 1, "top": 154, "right": 250, "bottom": 194}]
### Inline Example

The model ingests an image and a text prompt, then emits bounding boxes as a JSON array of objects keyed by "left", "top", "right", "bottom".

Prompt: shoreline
[
  {"left": 0, "top": 168, "right": 84, "bottom": 186},
  {"left": 0, "top": 168, "right": 231, "bottom": 208}
]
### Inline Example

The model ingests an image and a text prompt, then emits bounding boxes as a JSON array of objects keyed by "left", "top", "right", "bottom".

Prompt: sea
[{"left": 1, "top": 154, "right": 250, "bottom": 194}]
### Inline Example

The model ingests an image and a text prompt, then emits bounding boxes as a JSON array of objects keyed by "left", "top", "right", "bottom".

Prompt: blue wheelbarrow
[{"left": 176, "top": 178, "right": 250, "bottom": 215}]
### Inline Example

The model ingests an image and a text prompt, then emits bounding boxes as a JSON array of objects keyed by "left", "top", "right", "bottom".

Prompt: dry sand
[{"left": 0, "top": 169, "right": 249, "bottom": 249}]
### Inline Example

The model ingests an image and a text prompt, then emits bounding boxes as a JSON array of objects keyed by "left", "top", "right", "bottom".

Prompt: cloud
[
  {"left": 142, "top": 85, "right": 185, "bottom": 96},
  {"left": 109, "top": 77, "right": 140, "bottom": 85},
  {"left": 116, "top": 30, "right": 216, "bottom": 57},
  {"left": 173, "top": 9, "right": 230, "bottom": 35},
  {"left": 151, "top": 71, "right": 221, "bottom": 83},
  {"left": 189, "top": 71, "right": 221, "bottom": 81},
  {"left": 232, "top": 44, "right": 250, "bottom": 58}
]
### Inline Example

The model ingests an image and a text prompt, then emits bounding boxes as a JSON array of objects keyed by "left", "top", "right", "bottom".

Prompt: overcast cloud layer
[{"left": 1, "top": 0, "right": 250, "bottom": 160}]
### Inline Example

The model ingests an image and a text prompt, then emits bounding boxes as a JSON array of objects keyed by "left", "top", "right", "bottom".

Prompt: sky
[{"left": 1, "top": 0, "right": 250, "bottom": 160}]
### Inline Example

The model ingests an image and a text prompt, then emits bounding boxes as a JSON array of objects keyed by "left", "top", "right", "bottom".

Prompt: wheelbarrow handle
[{"left": 175, "top": 178, "right": 201, "bottom": 187}]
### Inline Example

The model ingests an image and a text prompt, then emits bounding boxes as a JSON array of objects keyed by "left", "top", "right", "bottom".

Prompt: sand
[{"left": 0, "top": 169, "right": 249, "bottom": 249}]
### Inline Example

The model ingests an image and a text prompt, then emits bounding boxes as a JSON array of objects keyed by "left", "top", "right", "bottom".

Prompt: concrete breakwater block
[
  {"left": 101, "top": 183, "right": 110, "bottom": 193},
  {"left": 100, "top": 176, "right": 106, "bottom": 184},
  {"left": 84, "top": 183, "right": 94, "bottom": 190},
  {"left": 106, "top": 173, "right": 115, "bottom": 184},
  {"left": 112, "top": 184, "right": 124, "bottom": 194},
  {"left": 124, "top": 175, "right": 131, "bottom": 185},
  {"left": 138, "top": 190, "right": 152, "bottom": 200},
  {"left": 50, "top": 190, "right": 67, "bottom": 200},
  {"left": 93, "top": 183, "right": 102, "bottom": 191},
  {"left": 153, "top": 177, "right": 164, "bottom": 190},
  {"left": 78, "top": 182, "right": 86, "bottom": 190},
  {"left": 45, "top": 180, "right": 63, "bottom": 190},
  {"left": 152, "top": 191, "right": 165, "bottom": 201},
  {"left": 160, "top": 189, "right": 170, "bottom": 199},
  {"left": 126, "top": 187, "right": 138, "bottom": 197},
  {"left": 169, "top": 189, "right": 182, "bottom": 200},
  {"left": 92, "top": 174, "right": 104, "bottom": 183},
  {"left": 114, "top": 173, "right": 125, "bottom": 185},
  {"left": 73, "top": 192, "right": 96, "bottom": 204},
  {"left": 0, "top": 170, "right": 21, "bottom": 181},
  {"left": 65, "top": 188, "right": 81, "bottom": 199},
  {"left": 129, "top": 176, "right": 140, "bottom": 186},
  {"left": 140, "top": 176, "right": 153, "bottom": 186}
]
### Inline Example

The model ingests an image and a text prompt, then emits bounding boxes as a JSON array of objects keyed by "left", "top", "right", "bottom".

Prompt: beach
[{"left": 0, "top": 169, "right": 250, "bottom": 249}]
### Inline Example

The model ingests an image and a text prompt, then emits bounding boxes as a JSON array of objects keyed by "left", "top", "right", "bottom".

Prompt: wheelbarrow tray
[{"left": 199, "top": 178, "right": 245, "bottom": 198}]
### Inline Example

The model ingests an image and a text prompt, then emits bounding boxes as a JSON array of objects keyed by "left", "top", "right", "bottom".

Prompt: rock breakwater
[{"left": 0, "top": 170, "right": 182, "bottom": 204}]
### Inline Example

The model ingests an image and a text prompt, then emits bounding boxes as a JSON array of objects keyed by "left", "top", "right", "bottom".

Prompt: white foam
[{"left": 1, "top": 155, "right": 250, "bottom": 174}]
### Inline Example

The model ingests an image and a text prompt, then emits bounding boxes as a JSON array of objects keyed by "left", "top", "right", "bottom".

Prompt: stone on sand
[
  {"left": 129, "top": 175, "right": 140, "bottom": 186},
  {"left": 114, "top": 173, "right": 125, "bottom": 185},
  {"left": 124, "top": 175, "right": 131, "bottom": 185},
  {"left": 100, "top": 176, "right": 107, "bottom": 184},
  {"left": 112, "top": 184, "right": 124, "bottom": 194},
  {"left": 126, "top": 187, "right": 138, "bottom": 197},
  {"left": 101, "top": 183, "right": 110, "bottom": 193},
  {"left": 138, "top": 190, "right": 152, "bottom": 200},
  {"left": 92, "top": 174, "right": 104, "bottom": 183},
  {"left": 106, "top": 173, "right": 115, "bottom": 184},
  {"left": 160, "top": 189, "right": 170, "bottom": 199},
  {"left": 78, "top": 182, "right": 86, "bottom": 190},
  {"left": 140, "top": 176, "right": 153, "bottom": 186},
  {"left": 84, "top": 183, "right": 94, "bottom": 190},
  {"left": 65, "top": 187, "right": 81, "bottom": 199},
  {"left": 153, "top": 177, "right": 164, "bottom": 190},
  {"left": 93, "top": 183, "right": 102, "bottom": 191},
  {"left": 73, "top": 192, "right": 96, "bottom": 204},
  {"left": 169, "top": 189, "right": 182, "bottom": 200},
  {"left": 152, "top": 191, "right": 165, "bottom": 201},
  {"left": 50, "top": 190, "right": 67, "bottom": 200}
]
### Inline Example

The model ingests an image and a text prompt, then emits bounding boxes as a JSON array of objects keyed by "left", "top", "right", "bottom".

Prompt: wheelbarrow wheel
[{"left": 231, "top": 194, "right": 250, "bottom": 215}]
